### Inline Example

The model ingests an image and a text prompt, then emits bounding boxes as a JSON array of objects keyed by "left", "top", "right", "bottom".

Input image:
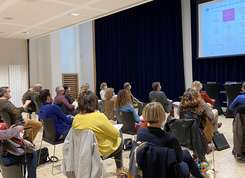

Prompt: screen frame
[{"left": 196, "top": 0, "right": 245, "bottom": 59}]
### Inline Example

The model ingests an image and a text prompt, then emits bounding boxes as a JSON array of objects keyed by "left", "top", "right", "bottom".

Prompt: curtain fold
[{"left": 95, "top": 0, "right": 185, "bottom": 101}]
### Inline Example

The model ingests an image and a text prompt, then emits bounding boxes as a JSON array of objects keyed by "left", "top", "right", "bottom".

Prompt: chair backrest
[
  {"left": 168, "top": 119, "right": 194, "bottom": 147},
  {"left": 167, "top": 117, "right": 207, "bottom": 161},
  {"left": 204, "top": 82, "right": 220, "bottom": 100},
  {"left": 224, "top": 83, "right": 242, "bottom": 105},
  {"left": 42, "top": 118, "right": 57, "bottom": 142},
  {"left": 103, "top": 100, "right": 115, "bottom": 120},
  {"left": 117, "top": 111, "right": 136, "bottom": 135}
]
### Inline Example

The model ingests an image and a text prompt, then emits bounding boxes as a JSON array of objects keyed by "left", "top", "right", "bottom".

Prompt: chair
[
  {"left": 117, "top": 111, "right": 137, "bottom": 135},
  {"left": 0, "top": 164, "right": 23, "bottom": 178},
  {"left": 103, "top": 100, "right": 116, "bottom": 121},
  {"left": 166, "top": 117, "right": 207, "bottom": 161},
  {"left": 224, "top": 82, "right": 242, "bottom": 118},
  {"left": 39, "top": 118, "right": 64, "bottom": 175},
  {"left": 204, "top": 82, "right": 223, "bottom": 114},
  {"left": 62, "top": 129, "right": 103, "bottom": 178}
]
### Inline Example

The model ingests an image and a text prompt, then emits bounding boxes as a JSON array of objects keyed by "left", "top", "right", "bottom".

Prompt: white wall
[
  {"left": 78, "top": 21, "right": 95, "bottom": 91},
  {"left": 0, "top": 38, "right": 28, "bottom": 106},
  {"left": 29, "top": 21, "right": 95, "bottom": 96},
  {"left": 181, "top": 0, "right": 193, "bottom": 89},
  {"left": 29, "top": 35, "right": 52, "bottom": 90}
]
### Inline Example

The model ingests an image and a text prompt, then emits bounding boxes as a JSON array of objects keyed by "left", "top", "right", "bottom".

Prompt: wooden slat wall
[{"left": 62, "top": 73, "right": 78, "bottom": 99}]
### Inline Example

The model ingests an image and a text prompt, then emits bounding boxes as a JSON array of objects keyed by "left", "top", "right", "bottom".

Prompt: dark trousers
[
  {"left": 180, "top": 150, "right": 204, "bottom": 178},
  {"left": 107, "top": 134, "right": 123, "bottom": 169}
]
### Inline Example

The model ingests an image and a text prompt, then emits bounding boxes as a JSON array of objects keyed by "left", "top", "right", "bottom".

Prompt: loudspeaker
[{"left": 213, "top": 132, "right": 230, "bottom": 151}]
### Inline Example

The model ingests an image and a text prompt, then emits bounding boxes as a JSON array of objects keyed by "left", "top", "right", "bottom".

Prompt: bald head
[
  {"left": 55, "top": 86, "right": 65, "bottom": 95},
  {"left": 32, "top": 83, "right": 42, "bottom": 92}
]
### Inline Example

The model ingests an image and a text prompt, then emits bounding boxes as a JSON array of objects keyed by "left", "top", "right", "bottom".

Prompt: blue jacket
[
  {"left": 38, "top": 103, "right": 72, "bottom": 139},
  {"left": 119, "top": 104, "right": 140, "bottom": 123},
  {"left": 229, "top": 94, "right": 245, "bottom": 111}
]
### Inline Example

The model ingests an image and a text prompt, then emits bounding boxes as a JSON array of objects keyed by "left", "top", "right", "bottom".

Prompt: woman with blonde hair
[
  {"left": 116, "top": 89, "right": 139, "bottom": 123},
  {"left": 137, "top": 102, "right": 203, "bottom": 178},
  {"left": 191, "top": 81, "right": 221, "bottom": 132},
  {"left": 191, "top": 81, "right": 215, "bottom": 106}
]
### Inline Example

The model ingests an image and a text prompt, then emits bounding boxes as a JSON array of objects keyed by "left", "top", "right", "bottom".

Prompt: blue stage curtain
[
  {"left": 95, "top": 0, "right": 185, "bottom": 101},
  {"left": 191, "top": 0, "right": 245, "bottom": 84}
]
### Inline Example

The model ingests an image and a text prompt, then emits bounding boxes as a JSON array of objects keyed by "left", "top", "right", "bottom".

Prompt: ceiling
[{"left": 0, "top": 0, "right": 152, "bottom": 39}]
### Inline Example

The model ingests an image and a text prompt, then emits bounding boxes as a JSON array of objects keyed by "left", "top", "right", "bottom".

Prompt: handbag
[
  {"left": 36, "top": 147, "right": 50, "bottom": 165},
  {"left": 213, "top": 132, "right": 230, "bottom": 151}
]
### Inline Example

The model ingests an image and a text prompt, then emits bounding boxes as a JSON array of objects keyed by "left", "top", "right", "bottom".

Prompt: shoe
[
  {"left": 235, "top": 154, "right": 245, "bottom": 161},
  {"left": 217, "top": 122, "right": 222, "bottom": 128},
  {"left": 116, "top": 167, "right": 128, "bottom": 178}
]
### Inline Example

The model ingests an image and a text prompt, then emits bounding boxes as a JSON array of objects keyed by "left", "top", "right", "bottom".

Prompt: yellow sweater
[{"left": 72, "top": 112, "right": 121, "bottom": 157}]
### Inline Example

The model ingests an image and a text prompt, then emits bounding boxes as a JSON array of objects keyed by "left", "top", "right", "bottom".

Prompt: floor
[{"left": 1, "top": 115, "right": 244, "bottom": 178}]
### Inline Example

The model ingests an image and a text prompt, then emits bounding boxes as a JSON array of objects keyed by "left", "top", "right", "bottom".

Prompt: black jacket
[
  {"left": 165, "top": 115, "right": 207, "bottom": 161},
  {"left": 136, "top": 142, "right": 178, "bottom": 178}
]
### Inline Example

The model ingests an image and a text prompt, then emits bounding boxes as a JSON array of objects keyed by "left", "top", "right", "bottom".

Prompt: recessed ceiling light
[
  {"left": 70, "top": 12, "right": 80, "bottom": 17},
  {"left": 3, "top": 17, "right": 13, "bottom": 20}
]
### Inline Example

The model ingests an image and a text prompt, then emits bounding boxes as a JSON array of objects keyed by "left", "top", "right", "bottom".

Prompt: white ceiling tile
[
  {"left": 0, "top": 0, "right": 73, "bottom": 26},
  {"left": 0, "top": 0, "right": 151, "bottom": 39},
  {"left": 89, "top": 0, "right": 144, "bottom": 11},
  {"left": 55, "top": 0, "right": 94, "bottom": 5},
  {"left": 0, "top": 23, "right": 25, "bottom": 36},
  {"left": 9, "top": 27, "right": 52, "bottom": 39},
  {"left": 38, "top": 8, "right": 102, "bottom": 29}
]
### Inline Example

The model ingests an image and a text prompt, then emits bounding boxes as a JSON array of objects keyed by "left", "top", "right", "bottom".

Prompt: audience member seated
[
  {"left": 137, "top": 102, "right": 204, "bottom": 178},
  {"left": 123, "top": 82, "right": 142, "bottom": 108},
  {"left": 100, "top": 82, "right": 108, "bottom": 100},
  {"left": 39, "top": 89, "right": 72, "bottom": 140},
  {"left": 0, "top": 87, "right": 42, "bottom": 142},
  {"left": 63, "top": 85, "right": 75, "bottom": 104},
  {"left": 149, "top": 82, "right": 172, "bottom": 113},
  {"left": 80, "top": 83, "right": 93, "bottom": 96},
  {"left": 229, "top": 82, "right": 245, "bottom": 113},
  {"left": 22, "top": 83, "right": 42, "bottom": 114},
  {"left": 192, "top": 81, "right": 221, "bottom": 131},
  {"left": 0, "top": 125, "right": 37, "bottom": 178},
  {"left": 192, "top": 81, "right": 215, "bottom": 106},
  {"left": 116, "top": 89, "right": 140, "bottom": 124},
  {"left": 179, "top": 88, "right": 215, "bottom": 144},
  {"left": 104, "top": 88, "right": 116, "bottom": 121},
  {"left": 54, "top": 86, "right": 75, "bottom": 115},
  {"left": 72, "top": 92, "right": 127, "bottom": 177}
]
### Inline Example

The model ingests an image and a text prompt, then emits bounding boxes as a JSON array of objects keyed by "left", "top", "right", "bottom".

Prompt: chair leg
[
  {"left": 37, "top": 139, "right": 43, "bottom": 165},
  {"left": 51, "top": 145, "right": 56, "bottom": 175}
]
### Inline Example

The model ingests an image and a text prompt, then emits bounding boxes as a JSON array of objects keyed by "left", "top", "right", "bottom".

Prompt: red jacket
[{"left": 200, "top": 91, "right": 215, "bottom": 105}]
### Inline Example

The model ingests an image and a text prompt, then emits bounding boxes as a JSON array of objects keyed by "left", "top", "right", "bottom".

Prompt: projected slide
[{"left": 198, "top": 0, "right": 245, "bottom": 57}]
